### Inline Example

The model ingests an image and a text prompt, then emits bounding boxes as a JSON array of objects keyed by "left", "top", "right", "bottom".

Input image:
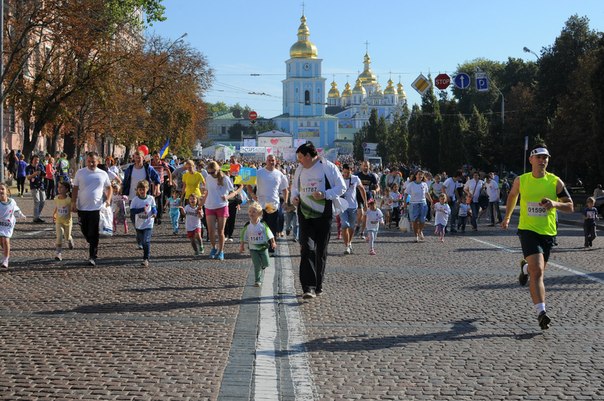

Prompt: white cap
[{"left": 530, "top": 147, "right": 551, "bottom": 157}]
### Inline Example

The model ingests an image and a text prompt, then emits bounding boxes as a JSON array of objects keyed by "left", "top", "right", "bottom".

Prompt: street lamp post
[{"left": 523, "top": 46, "right": 539, "bottom": 59}]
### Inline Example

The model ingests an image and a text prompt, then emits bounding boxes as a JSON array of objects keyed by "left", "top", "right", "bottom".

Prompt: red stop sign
[
  {"left": 249, "top": 111, "right": 258, "bottom": 120},
  {"left": 434, "top": 73, "right": 451, "bottom": 90}
]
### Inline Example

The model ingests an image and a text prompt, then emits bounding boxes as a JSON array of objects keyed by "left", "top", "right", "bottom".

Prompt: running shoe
[
  {"left": 88, "top": 258, "right": 96, "bottom": 267},
  {"left": 344, "top": 246, "right": 351, "bottom": 255},
  {"left": 254, "top": 282, "right": 262, "bottom": 287},
  {"left": 419, "top": 232, "right": 425, "bottom": 241},
  {"left": 55, "top": 253, "right": 62, "bottom": 261},
  {"left": 302, "top": 290, "right": 316, "bottom": 299},
  {"left": 518, "top": 259, "right": 529, "bottom": 286},
  {"left": 209, "top": 248, "right": 217, "bottom": 259},
  {"left": 538, "top": 311, "right": 551, "bottom": 330},
  {"left": 141, "top": 259, "right": 149, "bottom": 268},
  {"left": 216, "top": 251, "right": 225, "bottom": 261},
  {"left": 369, "top": 249, "right": 376, "bottom": 255}
]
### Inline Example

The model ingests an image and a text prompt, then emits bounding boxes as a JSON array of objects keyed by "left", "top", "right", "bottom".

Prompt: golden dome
[
  {"left": 384, "top": 79, "right": 396, "bottom": 94},
  {"left": 328, "top": 81, "right": 340, "bottom": 98},
  {"left": 358, "top": 52, "right": 377, "bottom": 85},
  {"left": 352, "top": 78, "right": 366, "bottom": 95},
  {"left": 289, "top": 15, "right": 318, "bottom": 59},
  {"left": 341, "top": 82, "right": 352, "bottom": 97},
  {"left": 397, "top": 82, "right": 407, "bottom": 98}
]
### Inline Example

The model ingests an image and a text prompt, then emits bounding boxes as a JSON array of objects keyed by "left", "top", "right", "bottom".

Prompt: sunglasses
[{"left": 207, "top": 170, "right": 216, "bottom": 175}]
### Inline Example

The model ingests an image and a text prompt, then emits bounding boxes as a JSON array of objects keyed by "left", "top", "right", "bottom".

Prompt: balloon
[{"left": 138, "top": 144, "right": 149, "bottom": 156}]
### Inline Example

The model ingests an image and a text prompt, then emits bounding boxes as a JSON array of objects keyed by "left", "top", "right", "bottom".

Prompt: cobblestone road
[{"left": 1, "top": 193, "right": 603, "bottom": 400}]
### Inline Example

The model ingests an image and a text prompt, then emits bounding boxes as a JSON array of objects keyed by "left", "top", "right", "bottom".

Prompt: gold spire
[
  {"left": 397, "top": 82, "right": 407, "bottom": 98},
  {"left": 341, "top": 82, "right": 352, "bottom": 97},
  {"left": 352, "top": 78, "right": 366, "bottom": 95},
  {"left": 328, "top": 81, "right": 340, "bottom": 98},
  {"left": 384, "top": 79, "right": 396, "bottom": 94},
  {"left": 289, "top": 15, "right": 318, "bottom": 59},
  {"left": 358, "top": 52, "right": 377, "bottom": 85}
]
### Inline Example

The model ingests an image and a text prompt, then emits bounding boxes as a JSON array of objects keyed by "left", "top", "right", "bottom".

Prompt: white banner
[
  {"left": 243, "top": 138, "right": 256, "bottom": 147},
  {"left": 240, "top": 146, "right": 266, "bottom": 154}
]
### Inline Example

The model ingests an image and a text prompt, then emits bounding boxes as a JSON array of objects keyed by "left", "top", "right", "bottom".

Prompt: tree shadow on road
[
  {"left": 34, "top": 293, "right": 300, "bottom": 315},
  {"left": 280, "top": 319, "right": 542, "bottom": 355}
]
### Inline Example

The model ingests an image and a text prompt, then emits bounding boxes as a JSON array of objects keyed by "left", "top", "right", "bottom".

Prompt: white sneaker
[
  {"left": 344, "top": 246, "right": 351, "bottom": 255},
  {"left": 141, "top": 259, "right": 149, "bottom": 268},
  {"left": 55, "top": 253, "right": 62, "bottom": 261},
  {"left": 415, "top": 236, "right": 420, "bottom": 243},
  {"left": 88, "top": 258, "right": 96, "bottom": 267},
  {"left": 227, "top": 237, "right": 234, "bottom": 242},
  {"left": 419, "top": 232, "right": 425, "bottom": 241}
]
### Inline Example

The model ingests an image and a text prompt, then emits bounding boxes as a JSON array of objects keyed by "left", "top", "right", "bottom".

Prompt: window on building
[{"left": 304, "top": 90, "right": 310, "bottom": 105}]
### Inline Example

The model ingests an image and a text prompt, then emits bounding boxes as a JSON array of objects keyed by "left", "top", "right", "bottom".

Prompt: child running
[
  {"left": 0, "top": 183, "right": 26, "bottom": 269},
  {"left": 182, "top": 194, "right": 204, "bottom": 255},
  {"left": 433, "top": 193, "right": 452, "bottom": 242},
  {"left": 167, "top": 189, "right": 182, "bottom": 235},
  {"left": 583, "top": 197, "right": 598, "bottom": 248},
  {"left": 239, "top": 202, "right": 276, "bottom": 286},
  {"left": 457, "top": 196, "right": 472, "bottom": 233},
  {"left": 129, "top": 180, "right": 157, "bottom": 267},
  {"left": 365, "top": 198, "right": 384, "bottom": 255},
  {"left": 111, "top": 182, "right": 128, "bottom": 235},
  {"left": 52, "top": 181, "right": 75, "bottom": 261}
]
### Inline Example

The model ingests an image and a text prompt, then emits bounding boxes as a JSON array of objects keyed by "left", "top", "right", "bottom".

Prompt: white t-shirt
[
  {"left": 184, "top": 204, "right": 202, "bottom": 232},
  {"left": 443, "top": 177, "right": 457, "bottom": 201},
  {"left": 342, "top": 174, "right": 362, "bottom": 209},
  {"left": 365, "top": 208, "right": 384, "bottom": 231},
  {"left": 405, "top": 181, "right": 429, "bottom": 204},
  {"left": 130, "top": 195, "right": 156, "bottom": 230},
  {"left": 240, "top": 220, "right": 274, "bottom": 251},
  {"left": 128, "top": 166, "right": 147, "bottom": 199},
  {"left": 0, "top": 199, "right": 25, "bottom": 238},
  {"left": 389, "top": 191, "right": 402, "bottom": 207},
  {"left": 464, "top": 179, "right": 484, "bottom": 203},
  {"left": 434, "top": 202, "right": 451, "bottom": 226},
  {"left": 485, "top": 180, "right": 500, "bottom": 202},
  {"left": 204, "top": 174, "right": 234, "bottom": 210},
  {"left": 73, "top": 167, "right": 111, "bottom": 211},
  {"left": 256, "top": 168, "right": 288, "bottom": 206}
]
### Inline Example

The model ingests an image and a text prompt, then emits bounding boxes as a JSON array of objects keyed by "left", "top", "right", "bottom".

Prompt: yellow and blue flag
[
  {"left": 159, "top": 138, "right": 170, "bottom": 159},
  {"left": 234, "top": 167, "right": 257, "bottom": 185}
]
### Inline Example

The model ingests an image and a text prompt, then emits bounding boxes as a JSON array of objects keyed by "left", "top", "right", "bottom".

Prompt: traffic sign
[
  {"left": 453, "top": 73, "right": 471, "bottom": 89},
  {"left": 411, "top": 74, "right": 431, "bottom": 96},
  {"left": 434, "top": 73, "right": 451, "bottom": 90},
  {"left": 475, "top": 73, "right": 489, "bottom": 92},
  {"left": 248, "top": 111, "right": 258, "bottom": 120}
]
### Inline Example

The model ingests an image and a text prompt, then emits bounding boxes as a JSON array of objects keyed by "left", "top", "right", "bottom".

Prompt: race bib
[
  {"left": 57, "top": 206, "right": 70, "bottom": 217},
  {"left": 135, "top": 213, "right": 148, "bottom": 229},
  {"left": 526, "top": 202, "right": 547, "bottom": 217}
]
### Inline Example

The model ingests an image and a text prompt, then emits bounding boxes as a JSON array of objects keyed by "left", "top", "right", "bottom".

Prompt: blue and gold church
[
  {"left": 272, "top": 14, "right": 339, "bottom": 148},
  {"left": 273, "top": 14, "right": 408, "bottom": 149}
]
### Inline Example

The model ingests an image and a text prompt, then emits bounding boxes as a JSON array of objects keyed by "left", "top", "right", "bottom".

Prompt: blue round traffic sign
[{"left": 454, "top": 73, "right": 471, "bottom": 89}]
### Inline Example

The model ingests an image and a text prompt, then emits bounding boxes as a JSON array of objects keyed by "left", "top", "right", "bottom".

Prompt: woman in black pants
[{"left": 224, "top": 185, "right": 243, "bottom": 241}]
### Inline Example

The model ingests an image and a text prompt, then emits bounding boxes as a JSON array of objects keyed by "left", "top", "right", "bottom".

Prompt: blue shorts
[
  {"left": 409, "top": 203, "right": 428, "bottom": 223},
  {"left": 340, "top": 207, "right": 357, "bottom": 229}
]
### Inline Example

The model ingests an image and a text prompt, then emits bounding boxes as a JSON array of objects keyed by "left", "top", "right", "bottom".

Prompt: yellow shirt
[
  {"left": 55, "top": 196, "right": 73, "bottom": 224},
  {"left": 518, "top": 172, "right": 558, "bottom": 236},
  {"left": 182, "top": 171, "right": 205, "bottom": 198}
]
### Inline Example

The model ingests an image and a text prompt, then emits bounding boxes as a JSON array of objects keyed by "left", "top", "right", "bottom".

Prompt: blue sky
[{"left": 148, "top": 0, "right": 604, "bottom": 118}]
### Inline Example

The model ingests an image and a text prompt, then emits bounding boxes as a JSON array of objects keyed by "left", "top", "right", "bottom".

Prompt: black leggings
[
  {"left": 78, "top": 210, "right": 100, "bottom": 260},
  {"left": 16, "top": 177, "right": 26, "bottom": 194}
]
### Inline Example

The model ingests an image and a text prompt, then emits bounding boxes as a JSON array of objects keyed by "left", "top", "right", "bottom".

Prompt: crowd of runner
[{"left": 0, "top": 143, "right": 600, "bottom": 330}]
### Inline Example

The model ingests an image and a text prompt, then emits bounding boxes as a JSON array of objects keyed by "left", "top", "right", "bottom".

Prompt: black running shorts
[{"left": 517, "top": 229, "right": 555, "bottom": 262}]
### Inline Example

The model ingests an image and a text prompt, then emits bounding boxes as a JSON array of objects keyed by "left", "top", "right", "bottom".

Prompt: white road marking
[
  {"left": 254, "top": 254, "right": 279, "bottom": 400},
  {"left": 253, "top": 243, "right": 316, "bottom": 400},
  {"left": 471, "top": 237, "right": 604, "bottom": 285},
  {"left": 22, "top": 227, "right": 54, "bottom": 236},
  {"left": 280, "top": 242, "right": 316, "bottom": 400}
]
